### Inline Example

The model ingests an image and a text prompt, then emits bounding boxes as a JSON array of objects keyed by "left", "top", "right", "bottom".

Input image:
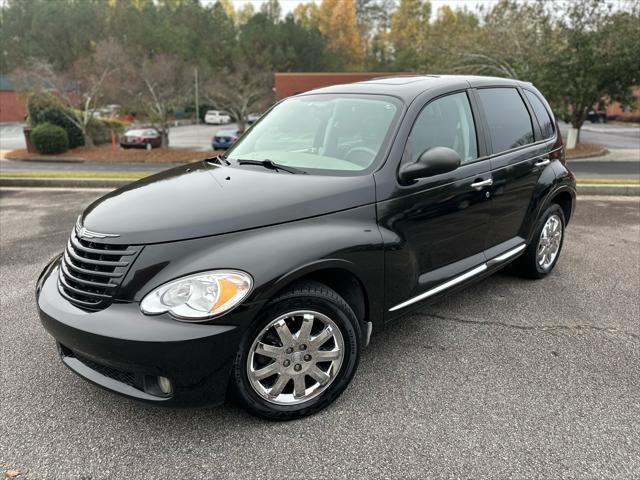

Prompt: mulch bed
[
  {"left": 5, "top": 146, "right": 220, "bottom": 163},
  {"left": 565, "top": 143, "right": 607, "bottom": 159}
]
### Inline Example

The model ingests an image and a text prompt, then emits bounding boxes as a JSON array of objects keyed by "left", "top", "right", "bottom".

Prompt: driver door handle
[
  {"left": 470, "top": 178, "right": 493, "bottom": 189},
  {"left": 535, "top": 159, "right": 551, "bottom": 167}
]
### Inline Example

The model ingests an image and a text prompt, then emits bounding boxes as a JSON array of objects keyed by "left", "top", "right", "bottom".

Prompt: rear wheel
[
  {"left": 513, "top": 204, "right": 565, "bottom": 279},
  {"left": 231, "top": 281, "right": 360, "bottom": 420}
]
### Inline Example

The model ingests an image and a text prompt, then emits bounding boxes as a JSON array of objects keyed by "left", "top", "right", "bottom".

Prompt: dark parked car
[
  {"left": 36, "top": 76, "right": 575, "bottom": 420},
  {"left": 212, "top": 128, "right": 240, "bottom": 150},
  {"left": 120, "top": 128, "right": 162, "bottom": 149}
]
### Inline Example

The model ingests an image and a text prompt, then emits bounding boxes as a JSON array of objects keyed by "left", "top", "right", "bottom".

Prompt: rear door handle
[
  {"left": 470, "top": 179, "right": 493, "bottom": 189},
  {"left": 535, "top": 159, "right": 551, "bottom": 167}
]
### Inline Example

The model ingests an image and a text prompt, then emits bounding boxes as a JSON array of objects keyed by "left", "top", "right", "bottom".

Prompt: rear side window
[
  {"left": 524, "top": 90, "right": 555, "bottom": 139},
  {"left": 404, "top": 92, "right": 478, "bottom": 164},
  {"left": 477, "top": 88, "right": 534, "bottom": 153}
]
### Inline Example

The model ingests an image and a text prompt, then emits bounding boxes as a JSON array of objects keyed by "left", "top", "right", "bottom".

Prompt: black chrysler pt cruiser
[{"left": 36, "top": 76, "right": 576, "bottom": 419}]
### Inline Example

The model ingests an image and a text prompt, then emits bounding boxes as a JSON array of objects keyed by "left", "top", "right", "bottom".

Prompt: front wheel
[
  {"left": 513, "top": 204, "right": 566, "bottom": 279},
  {"left": 231, "top": 281, "right": 361, "bottom": 420}
]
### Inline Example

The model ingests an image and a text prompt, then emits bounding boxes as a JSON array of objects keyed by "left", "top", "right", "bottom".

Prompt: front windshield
[{"left": 226, "top": 94, "right": 401, "bottom": 173}]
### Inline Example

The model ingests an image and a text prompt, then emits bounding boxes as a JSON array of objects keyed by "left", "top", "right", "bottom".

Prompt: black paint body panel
[{"left": 36, "top": 75, "right": 576, "bottom": 406}]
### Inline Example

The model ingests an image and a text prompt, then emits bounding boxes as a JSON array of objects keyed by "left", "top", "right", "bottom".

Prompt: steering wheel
[{"left": 345, "top": 146, "right": 377, "bottom": 166}]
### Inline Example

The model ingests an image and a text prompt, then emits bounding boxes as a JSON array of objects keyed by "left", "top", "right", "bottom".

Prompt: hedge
[
  {"left": 31, "top": 123, "right": 69, "bottom": 154},
  {"left": 27, "top": 92, "right": 85, "bottom": 148},
  {"left": 36, "top": 107, "right": 84, "bottom": 149}
]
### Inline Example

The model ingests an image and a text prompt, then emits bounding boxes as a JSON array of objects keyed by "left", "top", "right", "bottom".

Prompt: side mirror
[{"left": 399, "top": 146, "right": 462, "bottom": 184}]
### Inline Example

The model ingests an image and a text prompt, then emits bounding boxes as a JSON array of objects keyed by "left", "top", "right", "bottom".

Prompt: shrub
[
  {"left": 87, "top": 117, "right": 129, "bottom": 144},
  {"left": 36, "top": 107, "right": 84, "bottom": 149},
  {"left": 31, "top": 123, "right": 69, "bottom": 154},
  {"left": 100, "top": 118, "right": 129, "bottom": 133},
  {"left": 26, "top": 91, "right": 63, "bottom": 127},
  {"left": 27, "top": 92, "right": 85, "bottom": 148}
]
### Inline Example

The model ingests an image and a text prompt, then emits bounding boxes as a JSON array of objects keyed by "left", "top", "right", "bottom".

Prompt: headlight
[{"left": 140, "top": 270, "right": 252, "bottom": 321}]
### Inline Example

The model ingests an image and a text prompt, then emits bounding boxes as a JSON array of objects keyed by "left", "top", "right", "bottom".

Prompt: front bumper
[{"left": 36, "top": 256, "right": 246, "bottom": 407}]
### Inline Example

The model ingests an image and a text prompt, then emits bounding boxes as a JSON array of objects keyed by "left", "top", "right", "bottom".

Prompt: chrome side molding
[
  {"left": 486, "top": 243, "right": 526, "bottom": 267},
  {"left": 389, "top": 243, "right": 526, "bottom": 312}
]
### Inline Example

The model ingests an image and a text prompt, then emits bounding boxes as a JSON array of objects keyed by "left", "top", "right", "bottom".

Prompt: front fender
[{"left": 118, "top": 204, "right": 384, "bottom": 327}]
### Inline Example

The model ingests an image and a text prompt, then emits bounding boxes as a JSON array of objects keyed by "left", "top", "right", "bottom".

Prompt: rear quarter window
[
  {"left": 477, "top": 88, "right": 534, "bottom": 153},
  {"left": 524, "top": 90, "right": 555, "bottom": 139}
]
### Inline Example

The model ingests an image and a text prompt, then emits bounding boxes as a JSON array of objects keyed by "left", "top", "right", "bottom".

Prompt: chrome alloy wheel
[
  {"left": 537, "top": 214, "right": 563, "bottom": 270},
  {"left": 247, "top": 310, "right": 345, "bottom": 406}
]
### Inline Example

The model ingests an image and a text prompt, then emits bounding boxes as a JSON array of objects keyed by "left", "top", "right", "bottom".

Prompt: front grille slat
[
  {"left": 58, "top": 228, "right": 141, "bottom": 310},
  {"left": 57, "top": 281, "right": 103, "bottom": 307},
  {"left": 69, "top": 234, "right": 136, "bottom": 256},
  {"left": 58, "top": 274, "right": 111, "bottom": 299},
  {"left": 60, "top": 262, "right": 117, "bottom": 289},
  {"left": 63, "top": 251, "right": 123, "bottom": 278},
  {"left": 66, "top": 241, "right": 130, "bottom": 267}
]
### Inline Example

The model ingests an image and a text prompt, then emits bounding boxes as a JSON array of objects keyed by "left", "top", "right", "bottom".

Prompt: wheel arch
[
  {"left": 260, "top": 260, "right": 376, "bottom": 332},
  {"left": 548, "top": 189, "right": 574, "bottom": 225}
]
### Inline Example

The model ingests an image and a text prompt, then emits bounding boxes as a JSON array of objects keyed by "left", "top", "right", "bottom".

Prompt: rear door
[{"left": 473, "top": 86, "right": 552, "bottom": 257}]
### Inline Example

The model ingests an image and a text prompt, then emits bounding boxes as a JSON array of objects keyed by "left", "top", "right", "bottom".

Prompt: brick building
[
  {"left": 274, "top": 72, "right": 398, "bottom": 100},
  {"left": 0, "top": 75, "right": 27, "bottom": 123}
]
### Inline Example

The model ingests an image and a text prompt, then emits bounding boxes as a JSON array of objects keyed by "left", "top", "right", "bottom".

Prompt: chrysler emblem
[{"left": 75, "top": 216, "right": 119, "bottom": 239}]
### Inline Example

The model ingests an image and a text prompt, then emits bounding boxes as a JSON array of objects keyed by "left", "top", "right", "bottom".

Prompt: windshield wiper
[
  {"left": 204, "top": 154, "right": 230, "bottom": 166},
  {"left": 237, "top": 159, "right": 306, "bottom": 174}
]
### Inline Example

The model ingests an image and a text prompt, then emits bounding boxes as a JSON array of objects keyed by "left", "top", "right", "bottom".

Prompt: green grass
[{"left": 0, "top": 171, "right": 151, "bottom": 180}]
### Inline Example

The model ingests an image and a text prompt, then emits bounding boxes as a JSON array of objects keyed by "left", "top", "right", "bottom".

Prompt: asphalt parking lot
[{"left": 1, "top": 189, "right": 639, "bottom": 479}]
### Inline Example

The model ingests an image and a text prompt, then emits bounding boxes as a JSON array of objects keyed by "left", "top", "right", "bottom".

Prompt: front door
[{"left": 377, "top": 91, "right": 494, "bottom": 313}]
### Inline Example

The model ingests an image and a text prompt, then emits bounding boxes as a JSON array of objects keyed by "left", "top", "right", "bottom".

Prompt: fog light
[{"left": 157, "top": 376, "right": 172, "bottom": 394}]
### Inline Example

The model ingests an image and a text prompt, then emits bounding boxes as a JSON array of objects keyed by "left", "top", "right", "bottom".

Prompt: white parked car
[
  {"left": 247, "top": 112, "right": 261, "bottom": 125},
  {"left": 204, "top": 110, "right": 231, "bottom": 125}
]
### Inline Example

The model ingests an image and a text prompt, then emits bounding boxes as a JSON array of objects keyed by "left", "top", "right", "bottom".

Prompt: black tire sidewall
[
  {"left": 529, "top": 204, "right": 566, "bottom": 277},
  {"left": 231, "top": 291, "right": 360, "bottom": 420}
]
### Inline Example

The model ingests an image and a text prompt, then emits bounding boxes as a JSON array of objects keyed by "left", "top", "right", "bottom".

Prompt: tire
[
  {"left": 513, "top": 203, "right": 566, "bottom": 279},
  {"left": 231, "top": 281, "right": 361, "bottom": 420}
]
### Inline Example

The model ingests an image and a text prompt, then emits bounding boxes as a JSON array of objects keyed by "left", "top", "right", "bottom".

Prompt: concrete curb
[
  {"left": 2, "top": 177, "right": 639, "bottom": 196},
  {"left": 566, "top": 147, "right": 609, "bottom": 160}
]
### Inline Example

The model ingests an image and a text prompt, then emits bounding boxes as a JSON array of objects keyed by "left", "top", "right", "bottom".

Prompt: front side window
[
  {"left": 477, "top": 88, "right": 534, "bottom": 153},
  {"left": 524, "top": 90, "right": 555, "bottom": 139},
  {"left": 226, "top": 94, "right": 401, "bottom": 174},
  {"left": 403, "top": 92, "right": 478, "bottom": 165}
]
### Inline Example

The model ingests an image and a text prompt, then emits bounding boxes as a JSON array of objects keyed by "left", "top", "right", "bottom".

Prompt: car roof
[{"left": 301, "top": 75, "right": 532, "bottom": 103}]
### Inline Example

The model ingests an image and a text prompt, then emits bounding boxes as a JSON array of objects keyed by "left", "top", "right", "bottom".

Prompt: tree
[
  {"left": 389, "top": 0, "right": 431, "bottom": 70},
  {"left": 134, "top": 54, "right": 193, "bottom": 147},
  {"left": 293, "top": 2, "right": 320, "bottom": 30},
  {"left": 1, "top": 0, "right": 107, "bottom": 72},
  {"left": 356, "top": 0, "right": 395, "bottom": 69},
  {"left": 11, "top": 38, "right": 122, "bottom": 146},
  {"left": 444, "top": 1, "right": 550, "bottom": 82},
  {"left": 317, "top": 0, "right": 363, "bottom": 69},
  {"left": 420, "top": 6, "right": 479, "bottom": 73},
  {"left": 541, "top": 0, "right": 640, "bottom": 144},
  {"left": 202, "top": 64, "right": 272, "bottom": 133}
]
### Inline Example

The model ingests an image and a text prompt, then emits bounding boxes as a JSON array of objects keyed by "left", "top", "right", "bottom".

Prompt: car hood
[{"left": 80, "top": 161, "right": 375, "bottom": 245}]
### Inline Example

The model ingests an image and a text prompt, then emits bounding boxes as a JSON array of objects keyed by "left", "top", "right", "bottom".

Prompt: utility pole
[{"left": 194, "top": 66, "right": 200, "bottom": 125}]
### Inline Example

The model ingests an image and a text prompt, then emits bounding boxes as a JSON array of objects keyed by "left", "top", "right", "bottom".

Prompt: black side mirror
[{"left": 399, "top": 146, "right": 462, "bottom": 184}]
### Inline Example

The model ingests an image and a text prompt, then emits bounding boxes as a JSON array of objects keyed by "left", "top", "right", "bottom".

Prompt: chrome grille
[{"left": 58, "top": 228, "right": 141, "bottom": 310}]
